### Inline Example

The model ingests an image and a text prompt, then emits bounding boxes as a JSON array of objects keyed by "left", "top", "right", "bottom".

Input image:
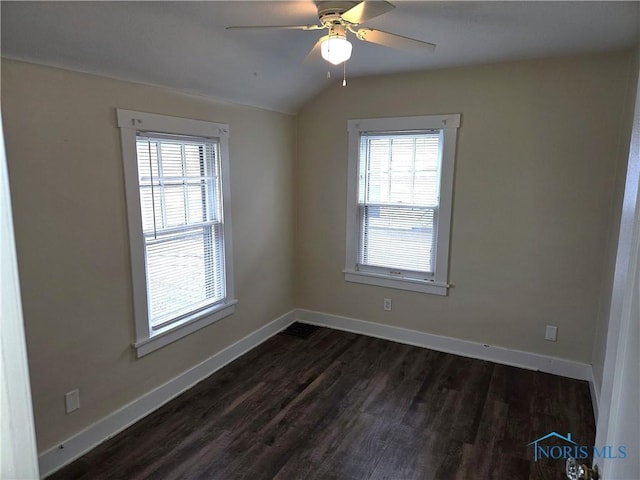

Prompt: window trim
[
  {"left": 344, "top": 114, "right": 460, "bottom": 295},
  {"left": 117, "top": 109, "right": 235, "bottom": 357}
]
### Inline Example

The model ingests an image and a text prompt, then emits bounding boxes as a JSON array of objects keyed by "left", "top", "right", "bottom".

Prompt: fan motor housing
[{"left": 316, "top": 1, "right": 359, "bottom": 25}]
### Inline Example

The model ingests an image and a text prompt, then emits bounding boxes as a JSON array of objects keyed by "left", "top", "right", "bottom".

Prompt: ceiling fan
[{"left": 226, "top": 1, "right": 436, "bottom": 67}]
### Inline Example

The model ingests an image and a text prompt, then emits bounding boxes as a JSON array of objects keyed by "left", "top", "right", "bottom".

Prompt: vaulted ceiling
[{"left": 2, "top": 1, "right": 639, "bottom": 113}]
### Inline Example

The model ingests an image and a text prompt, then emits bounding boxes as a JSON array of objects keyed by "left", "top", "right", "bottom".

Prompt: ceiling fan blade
[
  {"left": 342, "top": 1, "right": 395, "bottom": 24},
  {"left": 356, "top": 28, "right": 436, "bottom": 53},
  {"left": 226, "top": 24, "right": 324, "bottom": 31},
  {"left": 304, "top": 36, "right": 326, "bottom": 65}
]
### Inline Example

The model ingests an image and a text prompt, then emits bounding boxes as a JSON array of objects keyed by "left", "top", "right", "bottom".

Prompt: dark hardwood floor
[{"left": 48, "top": 326, "right": 595, "bottom": 480}]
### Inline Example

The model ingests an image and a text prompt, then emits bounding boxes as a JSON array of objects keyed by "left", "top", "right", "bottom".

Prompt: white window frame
[
  {"left": 118, "top": 109, "right": 236, "bottom": 357},
  {"left": 344, "top": 114, "right": 460, "bottom": 295}
]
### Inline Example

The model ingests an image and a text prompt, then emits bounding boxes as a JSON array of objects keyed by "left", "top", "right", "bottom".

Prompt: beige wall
[
  {"left": 1, "top": 59, "right": 296, "bottom": 452},
  {"left": 295, "top": 51, "right": 637, "bottom": 364},
  {"left": 3, "top": 50, "right": 637, "bottom": 456}
]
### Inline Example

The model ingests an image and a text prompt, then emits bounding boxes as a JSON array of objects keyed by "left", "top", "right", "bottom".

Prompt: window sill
[
  {"left": 344, "top": 270, "right": 449, "bottom": 295},
  {"left": 133, "top": 300, "right": 238, "bottom": 357}
]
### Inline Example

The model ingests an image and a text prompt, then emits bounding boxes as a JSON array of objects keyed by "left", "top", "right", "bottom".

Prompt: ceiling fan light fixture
[{"left": 320, "top": 34, "right": 352, "bottom": 65}]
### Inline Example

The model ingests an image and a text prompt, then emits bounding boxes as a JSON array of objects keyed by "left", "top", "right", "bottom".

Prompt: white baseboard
[
  {"left": 296, "top": 310, "right": 599, "bottom": 421},
  {"left": 295, "top": 309, "right": 594, "bottom": 382},
  {"left": 38, "top": 310, "right": 297, "bottom": 478},
  {"left": 39, "top": 308, "right": 599, "bottom": 478},
  {"left": 589, "top": 369, "right": 600, "bottom": 422}
]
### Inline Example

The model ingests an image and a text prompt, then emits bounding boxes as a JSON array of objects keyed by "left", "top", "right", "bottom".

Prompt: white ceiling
[{"left": 2, "top": 1, "right": 639, "bottom": 113}]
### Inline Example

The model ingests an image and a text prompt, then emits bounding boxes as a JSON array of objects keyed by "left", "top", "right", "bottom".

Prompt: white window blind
[
  {"left": 136, "top": 134, "right": 226, "bottom": 329},
  {"left": 357, "top": 131, "right": 442, "bottom": 279}
]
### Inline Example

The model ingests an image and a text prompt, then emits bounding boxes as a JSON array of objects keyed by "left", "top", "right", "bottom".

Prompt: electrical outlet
[
  {"left": 545, "top": 325, "right": 558, "bottom": 342},
  {"left": 65, "top": 389, "right": 80, "bottom": 414},
  {"left": 383, "top": 298, "right": 392, "bottom": 311}
]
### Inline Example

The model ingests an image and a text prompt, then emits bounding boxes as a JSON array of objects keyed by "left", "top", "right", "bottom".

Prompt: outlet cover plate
[
  {"left": 65, "top": 389, "right": 80, "bottom": 414},
  {"left": 545, "top": 325, "right": 558, "bottom": 342}
]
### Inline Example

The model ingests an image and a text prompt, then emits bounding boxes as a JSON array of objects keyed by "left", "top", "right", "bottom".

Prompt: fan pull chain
[
  {"left": 327, "top": 70, "right": 330, "bottom": 79},
  {"left": 342, "top": 61, "right": 347, "bottom": 87}
]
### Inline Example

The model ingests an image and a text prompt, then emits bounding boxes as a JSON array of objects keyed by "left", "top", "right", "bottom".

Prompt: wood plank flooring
[{"left": 48, "top": 326, "right": 595, "bottom": 480}]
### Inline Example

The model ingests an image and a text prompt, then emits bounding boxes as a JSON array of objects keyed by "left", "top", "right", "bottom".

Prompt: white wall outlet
[
  {"left": 383, "top": 298, "right": 392, "bottom": 311},
  {"left": 65, "top": 389, "right": 80, "bottom": 414},
  {"left": 545, "top": 325, "right": 558, "bottom": 342}
]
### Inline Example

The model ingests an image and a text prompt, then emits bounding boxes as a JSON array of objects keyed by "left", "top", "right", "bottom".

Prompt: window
[
  {"left": 344, "top": 114, "right": 460, "bottom": 295},
  {"left": 118, "top": 110, "right": 235, "bottom": 356}
]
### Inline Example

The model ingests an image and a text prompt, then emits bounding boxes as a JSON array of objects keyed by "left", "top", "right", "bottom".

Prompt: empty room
[{"left": 1, "top": 1, "right": 639, "bottom": 479}]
